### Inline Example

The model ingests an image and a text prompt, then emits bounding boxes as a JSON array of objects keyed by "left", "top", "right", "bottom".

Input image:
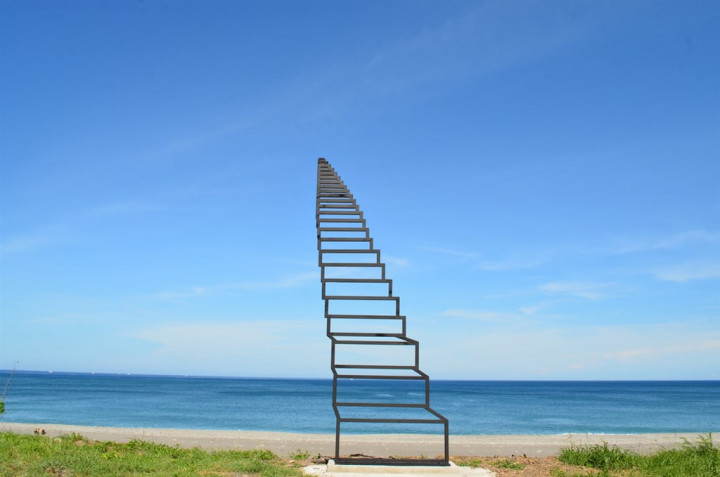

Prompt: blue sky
[{"left": 1, "top": 0, "right": 718, "bottom": 380}]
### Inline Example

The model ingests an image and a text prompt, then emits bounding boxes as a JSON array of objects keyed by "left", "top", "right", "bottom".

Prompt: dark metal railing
[{"left": 316, "top": 158, "right": 449, "bottom": 466}]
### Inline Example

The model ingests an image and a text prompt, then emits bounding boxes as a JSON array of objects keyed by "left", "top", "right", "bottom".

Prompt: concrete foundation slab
[{"left": 303, "top": 460, "right": 494, "bottom": 477}]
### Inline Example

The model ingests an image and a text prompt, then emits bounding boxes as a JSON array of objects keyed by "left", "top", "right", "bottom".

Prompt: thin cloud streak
[
  {"left": 654, "top": 261, "right": 720, "bottom": 282},
  {"left": 159, "top": 0, "right": 622, "bottom": 154},
  {"left": 605, "top": 339, "right": 720, "bottom": 362},
  {"left": 478, "top": 256, "right": 549, "bottom": 271},
  {"left": 384, "top": 255, "right": 410, "bottom": 267},
  {"left": 442, "top": 308, "right": 530, "bottom": 324},
  {"left": 608, "top": 229, "right": 720, "bottom": 255},
  {"left": 443, "top": 308, "right": 505, "bottom": 322},
  {"left": 0, "top": 235, "right": 53, "bottom": 254},
  {"left": 153, "top": 272, "right": 318, "bottom": 300},
  {"left": 127, "top": 320, "right": 326, "bottom": 377},
  {"left": 420, "top": 246, "right": 478, "bottom": 259},
  {"left": 0, "top": 200, "right": 164, "bottom": 255},
  {"left": 539, "top": 281, "right": 615, "bottom": 300},
  {"left": 423, "top": 322, "right": 720, "bottom": 379}
]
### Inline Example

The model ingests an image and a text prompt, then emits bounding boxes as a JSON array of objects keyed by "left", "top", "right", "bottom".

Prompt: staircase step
[
  {"left": 334, "top": 373, "right": 426, "bottom": 380},
  {"left": 329, "top": 332, "right": 404, "bottom": 337},
  {"left": 317, "top": 158, "right": 448, "bottom": 464},
  {"left": 319, "top": 237, "right": 372, "bottom": 242},
  {"left": 318, "top": 227, "right": 369, "bottom": 232},
  {"left": 321, "top": 249, "right": 378, "bottom": 254},
  {"left": 332, "top": 365, "right": 427, "bottom": 379},
  {"left": 326, "top": 314, "right": 403, "bottom": 319},
  {"left": 330, "top": 336, "right": 416, "bottom": 345},
  {"left": 321, "top": 263, "right": 383, "bottom": 268},
  {"left": 317, "top": 218, "right": 366, "bottom": 223},
  {"left": 317, "top": 210, "right": 363, "bottom": 216},
  {"left": 324, "top": 296, "right": 396, "bottom": 301},
  {"left": 336, "top": 402, "right": 427, "bottom": 408}
]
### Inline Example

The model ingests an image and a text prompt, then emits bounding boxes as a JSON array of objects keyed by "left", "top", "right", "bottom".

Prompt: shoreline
[{"left": 1, "top": 422, "right": 714, "bottom": 458}]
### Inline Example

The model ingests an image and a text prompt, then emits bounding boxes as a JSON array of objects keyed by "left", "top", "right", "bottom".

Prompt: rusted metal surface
[{"left": 316, "top": 158, "right": 449, "bottom": 466}]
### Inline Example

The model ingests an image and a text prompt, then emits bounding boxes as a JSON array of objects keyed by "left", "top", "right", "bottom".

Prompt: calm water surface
[{"left": 1, "top": 372, "right": 718, "bottom": 435}]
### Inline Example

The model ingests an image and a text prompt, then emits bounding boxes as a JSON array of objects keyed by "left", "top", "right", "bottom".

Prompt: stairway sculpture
[{"left": 316, "top": 158, "right": 449, "bottom": 465}]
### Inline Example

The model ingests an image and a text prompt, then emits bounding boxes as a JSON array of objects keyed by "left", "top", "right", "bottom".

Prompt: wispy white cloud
[
  {"left": 442, "top": 308, "right": 530, "bottom": 324},
  {"left": 86, "top": 201, "right": 165, "bottom": 217},
  {"left": 539, "top": 281, "right": 615, "bottom": 300},
  {"left": 128, "top": 320, "right": 326, "bottom": 377},
  {"left": 443, "top": 308, "right": 505, "bottom": 322},
  {"left": 478, "top": 256, "right": 549, "bottom": 271},
  {"left": 654, "top": 261, "right": 720, "bottom": 282},
  {"left": 0, "top": 235, "right": 53, "bottom": 254},
  {"left": 26, "top": 313, "right": 119, "bottom": 326},
  {"left": 153, "top": 272, "right": 318, "bottom": 300},
  {"left": 340, "top": 0, "right": 614, "bottom": 106},
  {"left": 422, "top": 322, "right": 720, "bottom": 380},
  {"left": 420, "top": 245, "right": 551, "bottom": 270},
  {"left": 161, "top": 1, "right": 625, "bottom": 154},
  {"left": 604, "top": 340, "right": 720, "bottom": 362},
  {"left": 0, "top": 200, "right": 164, "bottom": 255},
  {"left": 475, "top": 229, "right": 720, "bottom": 273},
  {"left": 655, "top": 230, "right": 720, "bottom": 249},
  {"left": 520, "top": 306, "right": 541, "bottom": 316},
  {"left": 384, "top": 255, "right": 410, "bottom": 267},
  {"left": 608, "top": 229, "right": 720, "bottom": 254},
  {"left": 420, "top": 247, "right": 478, "bottom": 259},
  {"left": 134, "top": 321, "right": 283, "bottom": 349}
]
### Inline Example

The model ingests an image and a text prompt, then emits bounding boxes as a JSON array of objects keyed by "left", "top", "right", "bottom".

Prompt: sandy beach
[{"left": 1, "top": 422, "right": 711, "bottom": 458}]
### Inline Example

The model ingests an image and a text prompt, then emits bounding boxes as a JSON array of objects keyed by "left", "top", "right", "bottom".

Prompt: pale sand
[{"left": 1, "top": 422, "right": 713, "bottom": 458}]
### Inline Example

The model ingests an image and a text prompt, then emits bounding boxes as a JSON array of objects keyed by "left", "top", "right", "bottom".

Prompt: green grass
[
  {"left": 0, "top": 431, "right": 303, "bottom": 476},
  {"left": 288, "top": 449, "right": 311, "bottom": 461},
  {"left": 494, "top": 458, "right": 526, "bottom": 470},
  {"left": 559, "top": 441, "right": 639, "bottom": 472},
  {"left": 456, "top": 456, "right": 526, "bottom": 471},
  {"left": 457, "top": 457, "right": 485, "bottom": 468},
  {"left": 559, "top": 433, "right": 720, "bottom": 477},
  {"left": 549, "top": 470, "right": 594, "bottom": 477}
]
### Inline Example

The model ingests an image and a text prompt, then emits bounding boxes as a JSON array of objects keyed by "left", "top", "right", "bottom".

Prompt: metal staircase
[{"left": 316, "top": 158, "right": 449, "bottom": 465}]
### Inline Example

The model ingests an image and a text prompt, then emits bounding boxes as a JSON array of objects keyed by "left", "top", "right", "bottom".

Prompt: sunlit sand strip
[{"left": 1, "top": 422, "right": 713, "bottom": 458}]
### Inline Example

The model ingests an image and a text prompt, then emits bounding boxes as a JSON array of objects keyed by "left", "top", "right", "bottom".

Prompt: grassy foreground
[
  {"left": 0, "top": 432, "right": 303, "bottom": 476},
  {"left": 557, "top": 433, "right": 720, "bottom": 477},
  {"left": 2, "top": 431, "right": 719, "bottom": 476}
]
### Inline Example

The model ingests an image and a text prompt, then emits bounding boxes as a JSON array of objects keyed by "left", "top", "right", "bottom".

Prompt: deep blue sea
[{"left": 1, "top": 372, "right": 718, "bottom": 435}]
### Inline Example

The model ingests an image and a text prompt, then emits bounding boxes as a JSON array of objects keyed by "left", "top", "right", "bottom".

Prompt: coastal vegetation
[
  {"left": 558, "top": 433, "right": 719, "bottom": 476},
  {"left": 0, "top": 362, "right": 18, "bottom": 415},
  {"left": 0, "top": 432, "right": 303, "bottom": 476},
  {"left": 1, "top": 431, "right": 718, "bottom": 476}
]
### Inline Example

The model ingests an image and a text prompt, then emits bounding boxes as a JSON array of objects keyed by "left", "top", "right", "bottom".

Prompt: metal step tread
[
  {"left": 321, "top": 249, "right": 379, "bottom": 254},
  {"left": 332, "top": 366, "right": 428, "bottom": 380},
  {"left": 321, "top": 262, "right": 384, "bottom": 267},
  {"left": 323, "top": 295, "right": 396, "bottom": 300},
  {"left": 330, "top": 337, "right": 416, "bottom": 345},
  {"left": 317, "top": 211, "right": 363, "bottom": 215},
  {"left": 317, "top": 218, "right": 366, "bottom": 223},
  {"left": 326, "top": 314, "right": 404, "bottom": 319},
  {"left": 335, "top": 402, "right": 428, "bottom": 408},
  {"left": 319, "top": 237, "right": 372, "bottom": 242},
  {"left": 329, "top": 332, "right": 404, "bottom": 337}
]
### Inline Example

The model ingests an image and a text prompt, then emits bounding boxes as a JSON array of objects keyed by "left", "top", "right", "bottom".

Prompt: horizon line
[{"left": 1, "top": 369, "right": 718, "bottom": 382}]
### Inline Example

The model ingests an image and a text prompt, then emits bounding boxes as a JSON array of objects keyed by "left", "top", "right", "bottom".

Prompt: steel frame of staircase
[{"left": 316, "top": 158, "right": 449, "bottom": 466}]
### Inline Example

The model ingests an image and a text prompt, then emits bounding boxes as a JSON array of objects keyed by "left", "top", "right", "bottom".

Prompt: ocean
[{"left": 1, "top": 372, "right": 718, "bottom": 435}]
